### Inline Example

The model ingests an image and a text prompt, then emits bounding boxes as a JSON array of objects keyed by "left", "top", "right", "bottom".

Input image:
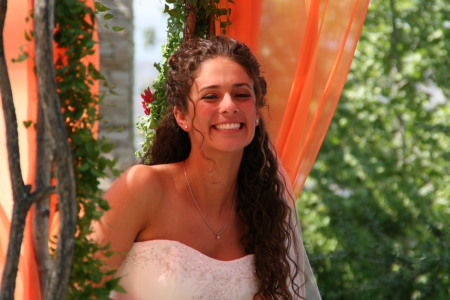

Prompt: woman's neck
[{"left": 184, "top": 149, "right": 242, "bottom": 214}]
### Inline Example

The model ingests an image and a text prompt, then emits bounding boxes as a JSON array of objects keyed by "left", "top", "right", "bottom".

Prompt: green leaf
[
  {"left": 78, "top": 163, "right": 90, "bottom": 172},
  {"left": 85, "top": 39, "right": 95, "bottom": 49},
  {"left": 90, "top": 168, "right": 105, "bottom": 177},
  {"left": 94, "top": 1, "right": 110, "bottom": 13},
  {"left": 217, "top": 8, "right": 228, "bottom": 16},
  {"left": 11, "top": 52, "right": 29, "bottom": 63},
  {"left": 24, "top": 30, "right": 33, "bottom": 42},
  {"left": 167, "top": 8, "right": 183, "bottom": 18},
  {"left": 23, "top": 120, "right": 33, "bottom": 128},
  {"left": 112, "top": 169, "right": 121, "bottom": 177},
  {"left": 98, "top": 199, "right": 110, "bottom": 211},
  {"left": 112, "top": 26, "right": 124, "bottom": 32},
  {"left": 103, "top": 13, "right": 113, "bottom": 20},
  {"left": 72, "top": 134, "right": 84, "bottom": 146},
  {"left": 114, "top": 285, "right": 127, "bottom": 293},
  {"left": 100, "top": 142, "right": 114, "bottom": 153},
  {"left": 73, "top": 107, "right": 84, "bottom": 120}
]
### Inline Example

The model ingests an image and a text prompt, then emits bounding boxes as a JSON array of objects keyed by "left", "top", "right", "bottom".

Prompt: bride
[{"left": 92, "top": 36, "right": 320, "bottom": 300}]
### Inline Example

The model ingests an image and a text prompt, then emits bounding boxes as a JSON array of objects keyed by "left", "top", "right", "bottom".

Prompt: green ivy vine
[
  {"left": 53, "top": 0, "right": 121, "bottom": 298},
  {"left": 136, "top": 0, "right": 234, "bottom": 162}
]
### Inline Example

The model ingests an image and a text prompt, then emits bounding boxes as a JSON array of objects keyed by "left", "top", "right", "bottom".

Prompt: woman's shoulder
[
  {"left": 123, "top": 164, "right": 163, "bottom": 189},
  {"left": 111, "top": 163, "right": 177, "bottom": 202},
  {"left": 125, "top": 162, "right": 180, "bottom": 185},
  {"left": 96, "top": 164, "right": 179, "bottom": 244}
]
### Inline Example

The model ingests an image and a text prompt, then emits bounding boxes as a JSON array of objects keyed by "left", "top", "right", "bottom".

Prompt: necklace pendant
[{"left": 184, "top": 161, "right": 236, "bottom": 242}]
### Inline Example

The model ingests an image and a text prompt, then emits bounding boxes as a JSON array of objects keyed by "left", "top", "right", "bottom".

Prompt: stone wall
[{"left": 97, "top": 0, "right": 135, "bottom": 180}]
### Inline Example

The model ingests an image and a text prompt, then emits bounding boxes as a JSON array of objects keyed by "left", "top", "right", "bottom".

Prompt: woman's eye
[
  {"left": 234, "top": 93, "right": 251, "bottom": 99},
  {"left": 202, "top": 94, "right": 219, "bottom": 101}
]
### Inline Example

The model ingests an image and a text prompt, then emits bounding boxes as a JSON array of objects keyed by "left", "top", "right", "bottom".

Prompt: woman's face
[{"left": 176, "top": 56, "right": 259, "bottom": 155}]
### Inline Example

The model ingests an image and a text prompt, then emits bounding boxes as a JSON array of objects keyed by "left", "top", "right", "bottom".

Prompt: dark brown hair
[{"left": 143, "top": 36, "right": 305, "bottom": 299}]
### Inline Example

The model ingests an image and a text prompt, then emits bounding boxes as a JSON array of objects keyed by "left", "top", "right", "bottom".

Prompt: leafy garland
[
  {"left": 136, "top": 0, "right": 233, "bottom": 162},
  {"left": 53, "top": 1, "right": 121, "bottom": 298}
]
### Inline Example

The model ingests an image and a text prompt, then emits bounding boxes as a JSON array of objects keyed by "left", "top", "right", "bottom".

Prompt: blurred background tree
[{"left": 299, "top": 0, "right": 450, "bottom": 299}]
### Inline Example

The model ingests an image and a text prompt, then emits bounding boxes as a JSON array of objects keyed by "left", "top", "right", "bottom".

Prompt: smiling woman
[
  {"left": 175, "top": 57, "right": 259, "bottom": 154},
  {"left": 92, "top": 36, "right": 321, "bottom": 300}
]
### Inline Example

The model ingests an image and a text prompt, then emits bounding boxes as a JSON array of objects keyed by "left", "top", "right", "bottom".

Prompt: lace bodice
[{"left": 110, "top": 239, "right": 259, "bottom": 300}]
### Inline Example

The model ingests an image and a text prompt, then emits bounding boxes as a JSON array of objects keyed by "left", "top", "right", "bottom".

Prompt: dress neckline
[{"left": 133, "top": 239, "right": 254, "bottom": 263}]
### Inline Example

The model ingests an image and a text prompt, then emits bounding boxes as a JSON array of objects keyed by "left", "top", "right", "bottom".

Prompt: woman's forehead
[{"left": 192, "top": 57, "right": 252, "bottom": 88}]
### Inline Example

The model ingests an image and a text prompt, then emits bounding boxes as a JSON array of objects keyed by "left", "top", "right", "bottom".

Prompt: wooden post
[
  {"left": 34, "top": 0, "right": 77, "bottom": 299},
  {"left": 184, "top": 1, "right": 198, "bottom": 41}
]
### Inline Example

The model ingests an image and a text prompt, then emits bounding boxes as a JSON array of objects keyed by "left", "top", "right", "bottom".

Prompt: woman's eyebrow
[
  {"left": 198, "top": 83, "right": 251, "bottom": 92},
  {"left": 199, "top": 85, "right": 220, "bottom": 92},
  {"left": 233, "top": 83, "right": 252, "bottom": 89}
]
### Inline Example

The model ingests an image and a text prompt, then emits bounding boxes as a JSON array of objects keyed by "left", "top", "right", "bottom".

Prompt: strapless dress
[{"left": 110, "top": 239, "right": 259, "bottom": 300}]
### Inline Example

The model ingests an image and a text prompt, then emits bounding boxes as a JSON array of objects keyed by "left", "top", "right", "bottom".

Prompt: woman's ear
[{"left": 173, "top": 106, "right": 190, "bottom": 131}]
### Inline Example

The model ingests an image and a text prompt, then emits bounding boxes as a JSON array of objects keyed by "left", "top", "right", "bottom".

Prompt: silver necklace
[{"left": 183, "top": 161, "right": 236, "bottom": 240}]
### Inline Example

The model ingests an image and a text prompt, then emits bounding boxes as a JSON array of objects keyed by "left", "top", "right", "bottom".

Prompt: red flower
[{"left": 141, "top": 87, "right": 154, "bottom": 115}]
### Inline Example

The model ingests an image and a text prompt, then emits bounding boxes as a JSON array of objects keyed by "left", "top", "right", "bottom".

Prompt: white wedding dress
[{"left": 110, "top": 239, "right": 259, "bottom": 300}]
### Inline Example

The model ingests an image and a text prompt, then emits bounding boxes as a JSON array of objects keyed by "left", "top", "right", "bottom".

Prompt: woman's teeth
[{"left": 215, "top": 123, "right": 241, "bottom": 130}]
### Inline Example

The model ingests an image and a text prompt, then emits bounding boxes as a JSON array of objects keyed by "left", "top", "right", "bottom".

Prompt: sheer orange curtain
[
  {"left": 216, "top": 0, "right": 262, "bottom": 52},
  {"left": 0, "top": 0, "right": 99, "bottom": 298},
  {"left": 274, "top": 0, "right": 370, "bottom": 196},
  {"left": 220, "top": 0, "right": 370, "bottom": 197}
]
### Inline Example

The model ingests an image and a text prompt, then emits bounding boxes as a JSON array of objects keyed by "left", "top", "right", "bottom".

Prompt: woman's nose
[{"left": 220, "top": 93, "right": 238, "bottom": 114}]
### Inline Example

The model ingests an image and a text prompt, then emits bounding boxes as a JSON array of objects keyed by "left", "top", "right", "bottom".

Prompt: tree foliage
[{"left": 300, "top": 0, "right": 450, "bottom": 299}]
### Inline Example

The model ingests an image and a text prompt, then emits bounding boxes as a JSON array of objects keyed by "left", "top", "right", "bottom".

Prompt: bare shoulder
[
  {"left": 120, "top": 164, "right": 164, "bottom": 195},
  {"left": 90, "top": 164, "right": 179, "bottom": 270},
  {"left": 106, "top": 164, "right": 176, "bottom": 219},
  {"left": 105, "top": 165, "right": 161, "bottom": 203},
  {"left": 120, "top": 163, "right": 179, "bottom": 199},
  {"left": 92, "top": 165, "right": 169, "bottom": 249}
]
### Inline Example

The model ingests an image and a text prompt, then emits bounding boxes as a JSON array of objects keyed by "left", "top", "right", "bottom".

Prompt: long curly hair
[{"left": 143, "top": 36, "right": 305, "bottom": 299}]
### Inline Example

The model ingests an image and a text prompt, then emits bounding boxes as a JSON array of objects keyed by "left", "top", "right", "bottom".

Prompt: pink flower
[{"left": 141, "top": 87, "right": 154, "bottom": 115}]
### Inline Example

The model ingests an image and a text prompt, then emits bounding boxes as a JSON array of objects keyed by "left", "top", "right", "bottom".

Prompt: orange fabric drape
[
  {"left": 0, "top": 0, "right": 99, "bottom": 298},
  {"left": 221, "top": 0, "right": 370, "bottom": 196},
  {"left": 276, "top": 0, "right": 369, "bottom": 194},
  {"left": 216, "top": 0, "right": 262, "bottom": 52},
  {"left": 274, "top": 0, "right": 370, "bottom": 195}
]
